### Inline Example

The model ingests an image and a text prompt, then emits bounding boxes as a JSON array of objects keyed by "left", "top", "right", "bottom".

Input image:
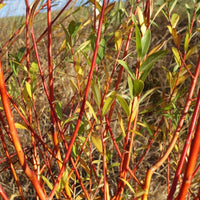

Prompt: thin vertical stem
[
  {"left": 48, "top": 0, "right": 107, "bottom": 198},
  {"left": 0, "top": 60, "right": 46, "bottom": 199}
]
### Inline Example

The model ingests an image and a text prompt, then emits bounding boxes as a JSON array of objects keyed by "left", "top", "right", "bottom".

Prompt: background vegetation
[{"left": 0, "top": 0, "right": 200, "bottom": 199}]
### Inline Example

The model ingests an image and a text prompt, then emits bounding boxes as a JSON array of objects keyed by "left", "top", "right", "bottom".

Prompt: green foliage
[
  {"left": 10, "top": 47, "right": 26, "bottom": 77},
  {"left": 132, "top": 79, "right": 144, "bottom": 97},
  {"left": 1, "top": 0, "right": 200, "bottom": 199},
  {"left": 102, "top": 91, "right": 117, "bottom": 116},
  {"left": 140, "top": 50, "right": 168, "bottom": 81},
  {"left": 96, "top": 38, "right": 106, "bottom": 64}
]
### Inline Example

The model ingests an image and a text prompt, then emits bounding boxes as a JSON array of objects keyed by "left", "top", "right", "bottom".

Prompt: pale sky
[{"left": 0, "top": 0, "right": 83, "bottom": 17}]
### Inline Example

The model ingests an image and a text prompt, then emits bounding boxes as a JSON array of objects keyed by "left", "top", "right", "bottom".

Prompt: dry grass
[{"left": 0, "top": 1, "right": 200, "bottom": 199}]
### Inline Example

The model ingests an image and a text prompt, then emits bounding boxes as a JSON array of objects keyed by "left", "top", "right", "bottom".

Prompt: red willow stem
[
  {"left": 142, "top": 51, "right": 200, "bottom": 200},
  {"left": 21, "top": 0, "right": 73, "bottom": 63},
  {"left": 105, "top": 115, "right": 122, "bottom": 158},
  {"left": 47, "top": 0, "right": 54, "bottom": 113},
  {"left": 0, "top": 126, "right": 25, "bottom": 200},
  {"left": 47, "top": 0, "right": 64, "bottom": 179},
  {"left": 48, "top": 0, "right": 107, "bottom": 198},
  {"left": 0, "top": 183, "right": 9, "bottom": 200},
  {"left": 8, "top": 94, "right": 54, "bottom": 154},
  {"left": 0, "top": 60, "right": 46, "bottom": 199},
  {"left": 168, "top": 88, "right": 200, "bottom": 199},
  {"left": 175, "top": 88, "right": 200, "bottom": 200},
  {"left": 108, "top": 1, "right": 136, "bottom": 121},
  {"left": 99, "top": 113, "right": 110, "bottom": 200},
  {"left": 30, "top": 26, "right": 63, "bottom": 134}
]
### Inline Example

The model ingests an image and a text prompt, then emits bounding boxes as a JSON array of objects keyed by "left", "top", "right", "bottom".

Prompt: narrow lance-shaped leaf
[
  {"left": 140, "top": 50, "right": 168, "bottom": 81},
  {"left": 29, "top": 0, "right": 42, "bottom": 27},
  {"left": 143, "top": 118, "right": 154, "bottom": 137},
  {"left": 171, "top": 13, "right": 179, "bottom": 28},
  {"left": 140, "top": 63, "right": 153, "bottom": 81},
  {"left": 117, "top": 111, "right": 126, "bottom": 137},
  {"left": 172, "top": 28, "right": 181, "bottom": 49},
  {"left": 102, "top": 91, "right": 117, "bottom": 116},
  {"left": 29, "top": 62, "right": 38, "bottom": 75},
  {"left": 26, "top": 82, "right": 32, "bottom": 98},
  {"left": 130, "top": 97, "right": 139, "bottom": 122},
  {"left": 172, "top": 47, "right": 181, "bottom": 66},
  {"left": 15, "top": 123, "right": 28, "bottom": 130},
  {"left": 135, "top": 23, "right": 142, "bottom": 58},
  {"left": 141, "top": 29, "right": 151, "bottom": 60},
  {"left": 139, "top": 50, "right": 168, "bottom": 72},
  {"left": 169, "top": 0, "right": 178, "bottom": 14},
  {"left": 89, "top": 0, "right": 102, "bottom": 12},
  {"left": 68, "top": 20, "right": 81, "bottom": 38},
  {"left": 115, "top": 30, "right": 122, "bottom": 51},
  {"left": 137, "top": 6, "right": 146, "bottom": 35},
  {"left": 184, "top": 32, "right": 190, "bottom": 52},
  {"left": 57, "top": 169, "right": 69, "bottom": 194},
  {"left": 128, "top": 76, "right": 134, "bottom": 100},
  {"left": 86, "top": 101, "right": 99, "bottom": 123},
  {"left": 116, "top": 94, "right": 130, "bottom": 116},
  {"left": 185, "top": 46, "right": 197, "bottom": 60},
  {"left": 55, "top": 102, "right": 62, "bottom": 120},
  {"left": 117, "top": 60, "right": 135, "bottom": 80},
  {"left": 96, "top": 38, "right": 106, "bottom": 64},
  {"left": 133, "top": 79, "right": 144, "bottom": 97},
  {"left": 91, "top": 80, "right": 101, "bottom": 106},
  {"left": 91, "top": 133, "right": 103, "bottom": 153}
]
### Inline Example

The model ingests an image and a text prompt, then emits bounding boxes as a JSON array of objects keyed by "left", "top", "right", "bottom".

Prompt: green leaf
[
  {"left": 143, "top": 118, "right": 154, "bottom": 137},
  {"left": 91, "top": 80, "right": 101, "bottom": 106},
  {"left": 119, "top": 178, "right": 135, "bottom": 194},
  {"left": 29, "top": 62, "right": 38, "bottom": 75},
  {"left": 140, "top": 87, "right": 159, "bottom": 103},
  {"left": 115, "top": 30, "right": 122, "bottom": 51},
  {"left": 62, "top": 116, "right": 78, "bottom": 127},
  {"left": 185, "top": 46, "right": 197, "bottom": 60},
  {"left": 172, "top": 47, "right": 181, "bottom": 66},
  {"left": 26, "top": 82, "right": 32, "bottom": 98},
  {"left": 86, "top": 101, "right": 99, "bottom": 123},
  {"left": 102, "top": 91, "right": 117, "bottom": 116},
  {"left": 116, "top": 95, "right": 130, "bottom": 116},
  {"left": 117, "top": 111, "right": 126, "bottom": 137},
  {"left": 140, "top": 63, "right": 154, "bottom": 81},
  {"left": 130, "top": 98, "right": 139, "bottom": 122},
  {"left": 133, "top": 79, "right": 144, "bottom": 97},
  {"left": 17, "top": 47, "right": 26, "bottom": 61},
  {"left": 15, "top": 123, "right": 28, "bottom": 130},
  {"left": 135, "top": 23, "right": 142, "bottom": 58},
  {"left": 41, "top": 176, "right": 53, "bottom": 190},
  {"left": 128, "top": 76, "right": 134, "bottom": 100},
  {"left": 185, "top": 4, "right": 191, "bottom": 28},
  {"left": 91, "top": 133, "right": 102, "bottom": 153},
  {"left": 171, "top": 13, "right": 179, "bottom": 28},
  {"left": 57, "top": 169, "right": 68, "bottom": 193},
  {"left": 10, "top": 60, "right": 18, "bottom": 77},
  {"left": 169, "top": 0, "right": 178, "bottom": 14},
  {"left": 90, "top": 32, "right": 96, "bottom": 51},
  {"left": 140, "top": 50, "right": 167, "bottom": 81},
  {"left": 140, "top": 50, "right": 167, "bottom": 72},
  {"left": 184, "top": 32, "right": 190, "bottom": 51},
  {"left": 96, "top": 38, "right": 106, "bottom": 64},
  {"left": 89, "top": 0, "right": 102, "bottom": 12},
  {"left": 141, "top": 29, "right": 151, "bottom": 60},
  {"left": 76, "top": 40, "right": 91, "bottom": 54},
  {"left": 117, "top": 60, "right": 135, "bottom": 80},
  {"left": 68, "top": 20, "right": 81, "bottom": 38},
  {"left": 55, "top": 102, "right": 62, "bottom": 120}
]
